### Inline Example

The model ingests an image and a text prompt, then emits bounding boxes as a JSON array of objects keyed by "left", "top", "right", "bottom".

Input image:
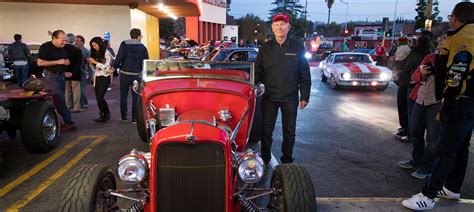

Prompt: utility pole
[{"left": 391, "top": 0, "right": 398, "bottom": 45}]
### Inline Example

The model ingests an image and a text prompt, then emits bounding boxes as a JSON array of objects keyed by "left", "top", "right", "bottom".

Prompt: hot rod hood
[{"left": 153, "top": 121, "right": 228, "bottom": 145}]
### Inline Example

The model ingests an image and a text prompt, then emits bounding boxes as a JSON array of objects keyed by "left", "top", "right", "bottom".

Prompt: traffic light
[{"left": 344, "top": 29, "right": 349, "bottom": 36}]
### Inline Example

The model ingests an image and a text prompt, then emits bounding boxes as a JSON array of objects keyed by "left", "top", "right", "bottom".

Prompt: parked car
[
  {"left": 0, "top": 78, "right": 60, "bottom": 153},
  {"left": 319, "top": 52, "right": 392, "bottom": 90},
  {"left": 0, "top": 41, "right": 43, "bottom": 81},
  {"left": 203, "top": 47, "right": 258, "bottom": 62},
  {"left": 58, "top": 60, "right": 317, "bottom": 211},
  {"left": 315, "top": 43, "right": 333, "bottom": 60}
]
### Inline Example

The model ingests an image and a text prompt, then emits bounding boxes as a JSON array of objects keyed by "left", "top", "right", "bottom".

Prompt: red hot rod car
[{"left": 59, "top": 60, "right": 316, "bottom": 211}]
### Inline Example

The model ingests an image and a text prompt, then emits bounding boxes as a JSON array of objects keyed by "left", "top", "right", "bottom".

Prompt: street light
[{"left": 340, "top": 0, "right": 349, "bottom": 47}]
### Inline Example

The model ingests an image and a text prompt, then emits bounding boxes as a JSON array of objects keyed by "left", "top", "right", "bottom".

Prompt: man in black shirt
[
  {"left": 255, "top": 13, "right": 311, "bottom": 164},
  {"left": 37, "top": 30, "right": 76, "bottom": 131}
]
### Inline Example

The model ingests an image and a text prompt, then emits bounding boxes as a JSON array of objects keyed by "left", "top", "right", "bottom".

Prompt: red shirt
[{"left": 376, "top": 46, "right": 386, "bottom": 57}]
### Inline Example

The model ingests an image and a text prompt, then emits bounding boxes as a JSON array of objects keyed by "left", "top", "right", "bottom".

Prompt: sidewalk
[{"left": 317, "top": 197, "right": 474, "bottom": 211}]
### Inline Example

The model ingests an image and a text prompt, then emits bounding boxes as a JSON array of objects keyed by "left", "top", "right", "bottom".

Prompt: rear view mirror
[{"left": 256, "top": 83, "right": 265, "bottom": 97}]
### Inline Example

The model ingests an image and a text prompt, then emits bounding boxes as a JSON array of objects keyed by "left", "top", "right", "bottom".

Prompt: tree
[
  {"left": 236, "top": 14, "right": 269, "bottom": 44},
  {"left": 327, "top": 22, "right": 342, "bottom": 37},
  {"left": 227, "top": 0, "right": 231, "bottom": 12},
  {"left": 326, "top": 0, "right": 335, "bottom": 28},
  {"left": 414, "top": 0, "right": 441, "bottom": 31},
  {"left": 268, "top": 0, "right": 312, "bottom": 40},
  {"left": 159, "top": 19, "right": 176, "bottom": 40}
]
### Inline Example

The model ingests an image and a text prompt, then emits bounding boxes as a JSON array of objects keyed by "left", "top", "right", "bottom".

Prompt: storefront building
[{"left": 0, "top": 0, "right": 202, "bottom": 59}]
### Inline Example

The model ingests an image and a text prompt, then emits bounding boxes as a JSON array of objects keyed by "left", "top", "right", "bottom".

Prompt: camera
[{"left": 129, "top": 2, "right": 138, "bottom": 9}]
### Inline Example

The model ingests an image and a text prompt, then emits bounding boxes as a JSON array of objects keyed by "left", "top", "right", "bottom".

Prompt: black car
[
  {"left": 0, "top": 42, "right": 42, "bottom": 82},
  {"left": 203, "top": 47, "right": 258, "bottom": 62}
]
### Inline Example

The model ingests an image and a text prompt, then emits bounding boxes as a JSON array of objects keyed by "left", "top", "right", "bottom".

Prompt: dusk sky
[{"left": 228, "top": 0, "right": 462, "bottom": 23}]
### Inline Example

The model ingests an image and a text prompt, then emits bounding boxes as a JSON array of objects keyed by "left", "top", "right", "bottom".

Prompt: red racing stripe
[
  {"left": 364, "top": 64, "right": 381, "bottom": 73},
  {"left": 342, "top": 63, "right": 362, "bottom": 73}
]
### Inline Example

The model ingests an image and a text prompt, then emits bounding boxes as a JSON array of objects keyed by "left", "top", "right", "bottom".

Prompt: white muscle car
[{"left": 319, "top": 52, "right": 392, "bottom": 90}]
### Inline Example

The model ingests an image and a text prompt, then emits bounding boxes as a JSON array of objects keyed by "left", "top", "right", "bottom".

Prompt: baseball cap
[
  {"left": 272, "top": 13, "right": 290, "bottom": 23},
  {"left": 104, "top": 32, "right": 111, "bottom": 41}
]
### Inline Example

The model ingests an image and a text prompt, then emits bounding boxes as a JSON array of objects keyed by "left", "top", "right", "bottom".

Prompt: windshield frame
[
  {"left": 142, "top": 60, "right": 255, "bottom": 85},
  {"left": 332, "top": 54, "right": 374, "bottom": 64}
]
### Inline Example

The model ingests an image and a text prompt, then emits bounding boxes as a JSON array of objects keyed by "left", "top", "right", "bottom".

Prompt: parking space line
[
  {"left": 0, "top": 136, "right": 86, "bottom": 197},
  {"left": 6, "top": 135, "right": 107, "bottom": 211}
]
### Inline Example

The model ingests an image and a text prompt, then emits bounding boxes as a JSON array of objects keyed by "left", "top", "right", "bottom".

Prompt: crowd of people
[
  {"left": 27, "top": 28, "right": 149, "bottom": 132},
  {"left": 390, "top": 2, "right": 473, "bottom": 211}
]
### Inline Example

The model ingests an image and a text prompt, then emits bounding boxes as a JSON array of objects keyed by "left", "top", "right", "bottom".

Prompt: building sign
[{"left": 354, "top": 25, "right": 383, "bottom": 37}]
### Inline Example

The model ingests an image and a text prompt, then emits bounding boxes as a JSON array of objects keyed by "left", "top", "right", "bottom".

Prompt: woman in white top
[{"left": 88, "top": 37, "right": 114, "bottom": 122}]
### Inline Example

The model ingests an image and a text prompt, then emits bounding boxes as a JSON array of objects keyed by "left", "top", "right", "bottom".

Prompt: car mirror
[
  {"left": 256, "top": 83, "right": 265, "bottom": 97},
  {"left": 132, "top": 80, "right": 140, "bottom": 94}
]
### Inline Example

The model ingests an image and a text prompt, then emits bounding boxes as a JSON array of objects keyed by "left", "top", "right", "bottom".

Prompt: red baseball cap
[{"left": 272, "top": 13, "right": 290, "bottom": 23}]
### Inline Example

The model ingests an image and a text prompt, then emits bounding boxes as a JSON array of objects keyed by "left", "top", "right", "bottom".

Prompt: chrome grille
[{"left": 155, "top": 142, "right": 226, "bottom": 212}]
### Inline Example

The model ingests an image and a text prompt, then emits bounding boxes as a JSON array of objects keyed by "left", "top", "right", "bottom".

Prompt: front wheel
[
  {"left": 136, "top": 97, "right": 149, "bottom": 143},
  {"left": 21, "top": 101, "right": 60, "bottom": 153},
  {"left": 329, "top": 75, "right": 339, "bottom": 89},
  {"left": 270, "top": 164, "right": 317, "bottom": 212},
  {"left": 320, "top": 70, "right": 328, "bottom": 82},
  {"left": 58, "top": 164, "right": 117, "bottom": 212}
]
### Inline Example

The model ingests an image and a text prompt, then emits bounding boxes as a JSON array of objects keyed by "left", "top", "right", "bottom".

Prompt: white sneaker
[
  {"left": 402, "top": 193, "right": 435, "bottom": 210},
  {"left": 438, "top": 186, "right": 460, "bottom": 200}
]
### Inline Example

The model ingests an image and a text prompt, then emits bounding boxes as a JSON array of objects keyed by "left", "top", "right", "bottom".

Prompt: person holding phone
[
  {"left": 398, "top": 32, "right": 447, "bottom": 180},
  {"left": 88, "top": 37, "right": 114, "bottom": 122}
]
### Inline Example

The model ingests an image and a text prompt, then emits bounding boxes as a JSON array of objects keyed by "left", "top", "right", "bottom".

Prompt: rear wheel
[
  {"left": 21, "top": 101, "right": 60, "bottom": 153},
  {"left": 271, "top": 164, "right": 317, "bottom": 211},
  {"left": 58, "top": 164, "right": 118, "bottom": 212}
]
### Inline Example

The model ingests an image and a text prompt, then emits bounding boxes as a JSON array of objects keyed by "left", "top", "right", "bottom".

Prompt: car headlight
[
  {"left": 379, "top": 72, "right": 390, "bottom": 80},
  {"left": 342, "top": 73, "right": 351, "bottom": 80},
  {"left": 305, "top": 52, "right": 312, "bottom": 59},
  {"left": 117, "top": 150, "right": 148, "bottom": 185},
  {"left": 237, "top": 152, "right": 265, "bottom": 184}
]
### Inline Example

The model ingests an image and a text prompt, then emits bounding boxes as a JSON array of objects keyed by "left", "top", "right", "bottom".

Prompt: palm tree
[{"left": 326, "top": 0, "right": 334, "bottom": 28}]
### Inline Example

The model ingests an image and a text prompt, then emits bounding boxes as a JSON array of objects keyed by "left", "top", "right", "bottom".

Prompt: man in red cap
[{"left": 255, "top": 13, "right": 311, "bottom": 164}]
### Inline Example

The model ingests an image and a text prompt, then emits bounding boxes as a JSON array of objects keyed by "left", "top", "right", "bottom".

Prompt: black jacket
[
  {"left": 113, "top": 39, "right": 149, "bottom": 73},
  {"left": 8, "top": 41, "right": 30, "bottom": 61},
  {"left": 398, "top": 50, "right": 428, "bottom": 86},
  {"left": 255, "top": 38, "right": 311, "bottom": 102},
  {"left": 64, "top": 44, "right": 82, "bottom": 81}
]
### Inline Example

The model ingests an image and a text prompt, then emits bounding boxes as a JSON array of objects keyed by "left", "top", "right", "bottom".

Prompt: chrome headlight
[
  {"left": 342, "top": 73, "right": 351, "bottom": 80},
  {"left": 117, "top": 149, "right": 148, "bottom": 185},
  {"left": 237, "top": 152, "right": 265, "bottom": 184},
  {"left": 379, "top": 72, "right": 390, "bottom": 80}
]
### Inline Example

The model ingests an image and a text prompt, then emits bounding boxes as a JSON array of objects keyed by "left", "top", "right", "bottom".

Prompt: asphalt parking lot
[{"left": 0, "top": 66, "right": 473, "bottom": 211}]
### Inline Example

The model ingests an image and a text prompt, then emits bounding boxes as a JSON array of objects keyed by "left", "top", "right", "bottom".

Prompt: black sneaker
[
  {"left": 131, "top": 119, "right": 137, "bottom": 124},
  {"left": 121, "top": 118, "right": 128, "bottom": 123}
]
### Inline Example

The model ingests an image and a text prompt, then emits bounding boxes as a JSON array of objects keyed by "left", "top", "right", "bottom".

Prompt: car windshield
[
  {"left": 143, "top": 60, "right": 254, "bottom": 84},
  {"left": 333, "top": 54, "right": 373, "bottom": 63}
]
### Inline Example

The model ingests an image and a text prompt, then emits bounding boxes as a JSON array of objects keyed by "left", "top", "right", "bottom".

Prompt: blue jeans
[
  {"left": 410, "top": 103, "right": 441, "bottom": 172},
  {"left": 80, "top": 71, "right": 88, "bottom": 107},
  {"left": 14, "top": 64, "right": 29, "bottom": 86},
  {"left": 120, "top": 74, "right": 140, "bottom": 120},
  {"left": 422, "top": 98, "right": 474, "bottom": 199},
  {"left": 43, "top": 73, "right": 73, "bottom": 123}
]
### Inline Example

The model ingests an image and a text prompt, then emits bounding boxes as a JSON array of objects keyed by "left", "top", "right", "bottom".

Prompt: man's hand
[
  {"left": 299, "top": 100, "right": 308, "bottom": 109},
  {"left": 420, "top": 65, "right": 432, "bottom": 77},
  {"left": 63, "top": 72, "right": 73, "bottom": 78},
  {"left": 64, "top": 59, "right": 70, "bottom": 66},
  {"left": 56, "top": 59, "right": 67, "bottom": 65}
]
